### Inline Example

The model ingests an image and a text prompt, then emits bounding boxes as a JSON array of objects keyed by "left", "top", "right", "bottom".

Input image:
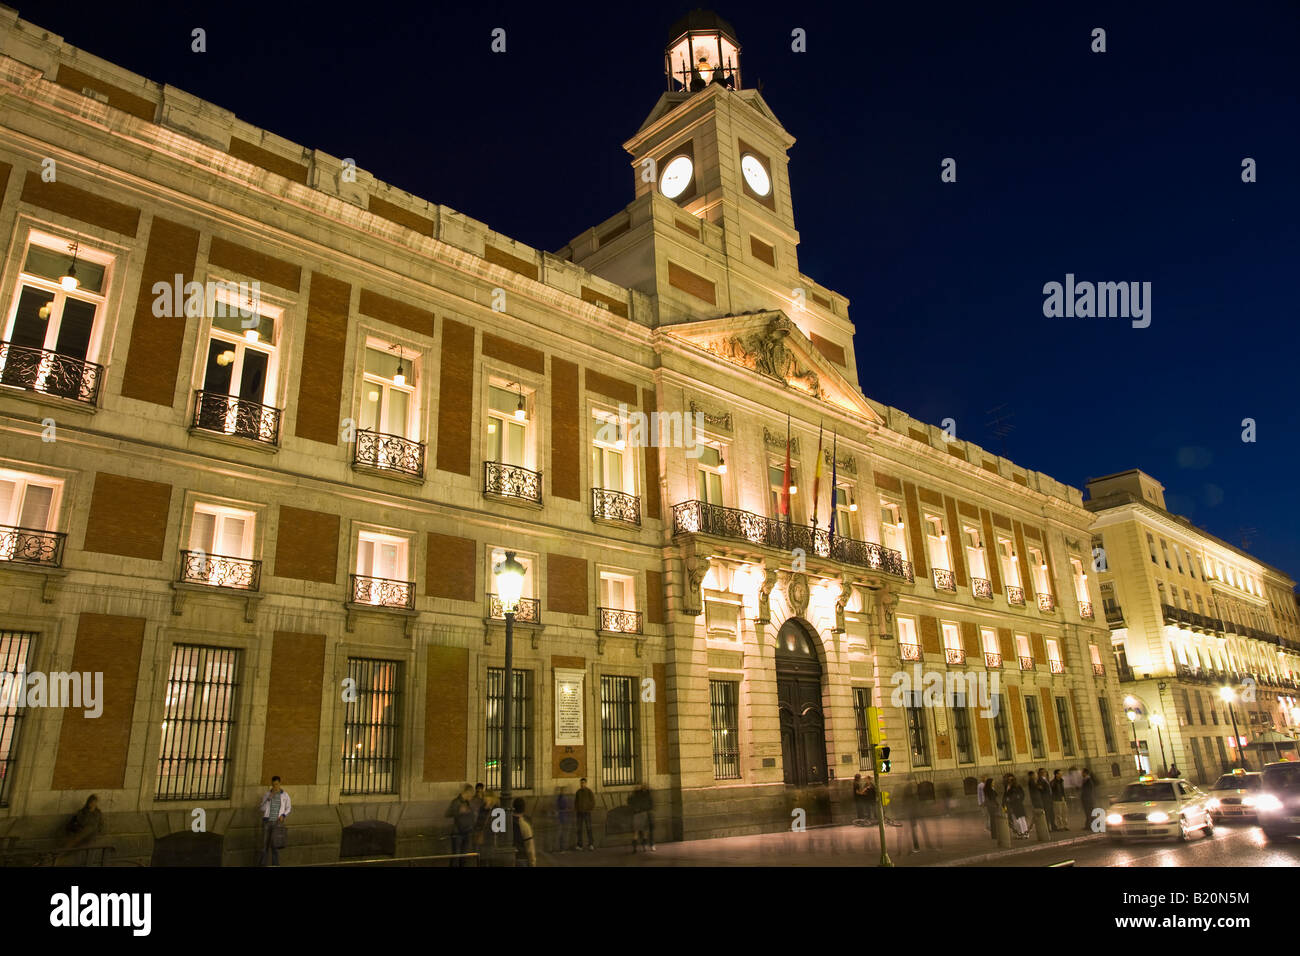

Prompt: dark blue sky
[{"left": 22, "top": 0, "right": 1299, "bottom": 579}]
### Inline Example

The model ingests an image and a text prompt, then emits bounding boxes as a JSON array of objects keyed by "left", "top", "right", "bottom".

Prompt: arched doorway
[{"left": 775, "top": 618, "right": 828, "bottom": 786}]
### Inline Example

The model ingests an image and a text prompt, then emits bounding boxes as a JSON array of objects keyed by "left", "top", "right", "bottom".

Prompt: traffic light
[
  {"left": 877, "top": 745, "right": 891, "bottom": 774},
  {"left": 866, "top": 706, "right": 882, "bottom": 746}
]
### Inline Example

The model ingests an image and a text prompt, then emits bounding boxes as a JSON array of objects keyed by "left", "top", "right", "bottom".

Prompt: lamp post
[
  {"left": 1126, "top": 710, "right": 1141, "bottom": 773},
  {"left": 1150, "top": 713, "right": 1168, "bottom": 777},
  {"left": 493, "top": 550, "right": 526, "bottom": 858},
  {"left": 1219, "top": 685, "right": 1247, "bottom": 771}
]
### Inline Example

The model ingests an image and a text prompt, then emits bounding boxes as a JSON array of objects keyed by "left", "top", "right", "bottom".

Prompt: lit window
[
  {"left": 925, "top": 515, "right": 950, "bottom": 572},
  {"left": 880, "top": 501, "right": 907, "bottom": 559},
  {"left": 964, "top": 526, "right": 987, "bottom": 579},
  {"left": 359, "top": 344, "right": 416, "bottom": 439},
  {"left": 1028, "top": 546, "right": 1050, "bottom": 596},
  {"left": 357, "top": 531, "right": 409, "bottom": 585},
  {"left": 695, "top": 443, "right": 725, "bottom": 505},
  {"left": 486, "top": 382, "right": 531, "bottom": 468},
  {"left": 591, "top": 409, "right": 634, "bottom": 493},
  {"left": 0, "top": 470, "right": 61, "bottom": 562},
  {"left": 999, "top": 538, "right": 1020, "bottom": 587},
  {"left": 768, "top": 463, "right": 798, "bottom": 519},
  {"left": 195, "top": 285, "right": 281, "bottom": 440},
  {"left": 832, "top": 485, "right": 855, "bottom": 538}
]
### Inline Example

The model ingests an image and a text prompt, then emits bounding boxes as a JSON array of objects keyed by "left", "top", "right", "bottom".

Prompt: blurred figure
[
  {"left": 1080, "top": 768, "right": 1097, "bottom": 831},
  {"left": 575, "top": 777, "right": 596, "bottom": 850},
  {"left": 982, "top": 777, "right": 1001, "bottom": 841},
  {"left": 446, "top": 783, "right": 475, "bottom": 866},
  {"left": 552, "top": 786, "right": 572, "bottom": 853},
  {"left": 63, "top": 794, "right": 104, "bottom": 849},
  {"left": 1050, "top": 769, "right": 1068, "bottom": 831},
  {"left": 512, "top": 797, "right": 536, "bottom": 867}
]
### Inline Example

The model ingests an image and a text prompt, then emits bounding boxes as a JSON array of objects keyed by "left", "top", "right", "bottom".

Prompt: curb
[{"left": 935, "top": 832, "right": 1105, "bottom": 866}]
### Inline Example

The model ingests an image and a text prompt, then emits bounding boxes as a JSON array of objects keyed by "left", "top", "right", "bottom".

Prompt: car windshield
[
  {"left": 1120, "top": 783, "right": 1176, "bottom": 802},
  {"left": 1213, "top": 775, "right": 1261, "bottom": 790},
  {"left": 1263, "top": 764, "right": 1300, "bottom": 792}
]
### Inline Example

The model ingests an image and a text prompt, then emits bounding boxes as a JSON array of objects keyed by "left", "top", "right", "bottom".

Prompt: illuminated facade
[
  {"left": 1086, "top": 470, "right": 1300, "bottom": 783},
  {"left": 0, "top": 9, "right": 1123, "bottom": 862}
]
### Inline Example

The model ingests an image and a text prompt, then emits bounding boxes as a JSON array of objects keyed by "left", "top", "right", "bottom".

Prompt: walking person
[
  {"left": 258, "top": 776, "right": 292, "bottom": 866},
  {"left": 1050, "top": 769, "right": 1069, "bottom": 832},
  {"left": 903, "top": 783, "right": 933, "bottom": 853},
  {"left": 552, "top": 786, "right": 573, "bottom": 853},
  {"left": 446, "top": 783, "right": 476, "bottom": 866},
  {"left": 575, "top": 777, "right": 596, "bottom": 850},
  {"left": 511, "top": 797, "right": 537, "bottom": 867},
  {"left": 1004, "top": 774, "right": 1029, "bottom": 838},
  {"left": 863, "top": 777, "right": 879, "bottom": 824},
  {"left": 1080, "top": 768, "right": 1097, "bottom": 831},
  {"left": 982, "top": 777, "right": 1001, "bottom": 841},
  {"left": 474, "top": 789, "right": 500, "bottom": 852},
  {"left": 628, "top": 784, "right": 655, "bottom": 852}
]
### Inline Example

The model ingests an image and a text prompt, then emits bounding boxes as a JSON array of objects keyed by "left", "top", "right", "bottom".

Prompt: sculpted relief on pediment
[{"left": 704, "top": 316, "right": 824, "bottom": 399}]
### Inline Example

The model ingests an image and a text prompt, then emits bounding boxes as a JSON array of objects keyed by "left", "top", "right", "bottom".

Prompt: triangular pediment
[
  {"left": 663, "top": 310, "right": 884, "bottom": 424},
  {"left": 630, "top": 86, "right": 794, "bottom": 150}
]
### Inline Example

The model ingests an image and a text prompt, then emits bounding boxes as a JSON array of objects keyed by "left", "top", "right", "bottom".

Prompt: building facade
[
  {"left": 1086, "top": 470, "right": 1300, "bottom": 784},
  {"left": 0, "top": 9, "right": 1123, "bottom": 863}
]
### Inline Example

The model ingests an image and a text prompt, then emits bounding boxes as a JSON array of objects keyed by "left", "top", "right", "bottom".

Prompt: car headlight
[
  {"left": 1147, "top": 811, "right": 1170, "bottom": 823},
  {"left": 1106, "top": 813, "right": 1123, "bottom": 826},
  {"left": 1207, "top": 798, "right": 1220, "bottom": 809},
  {"left": 1255, "top": 794, "right": 1283, "bottom": 812},
  {"left": 1242, "top": 796, "right": 1256, "bottom": 807}
]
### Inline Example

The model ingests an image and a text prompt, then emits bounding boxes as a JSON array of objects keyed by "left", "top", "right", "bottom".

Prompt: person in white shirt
[{"left": 258, "top": 776, "right": 292, "bottom": 866}]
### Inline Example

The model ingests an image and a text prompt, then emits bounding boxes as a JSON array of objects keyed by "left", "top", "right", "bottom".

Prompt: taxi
[
  {"left": 1207, "top": 769, "right": 1263, "bottom": 823},
  {"left": 1105, "top": 775, "right": 1215, "bottom": 842}
]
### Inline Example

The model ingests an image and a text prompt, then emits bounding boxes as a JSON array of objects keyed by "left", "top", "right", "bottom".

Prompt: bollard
[
  {"left": 1033, "top": 808, "right": 1051, "bottom": 842},
  {"left": 995, "top": 813, "right": 1011, "bottom": 848}
]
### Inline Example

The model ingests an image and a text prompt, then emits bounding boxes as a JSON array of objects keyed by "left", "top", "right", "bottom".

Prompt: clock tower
[{"left": 560, "top": 10, "right": 859, "bottom": 387}]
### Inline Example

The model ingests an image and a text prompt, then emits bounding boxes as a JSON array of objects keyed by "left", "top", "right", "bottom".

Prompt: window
[
  {"left": 183, "top": 502, "right": 258, "bottom": 589},
  {"left": 768, "top": 463, "right": 798, "bottom": 519},
  {"left": 1186, "top": 551, "right": 1196, "bottom": 580},
  {"left": 695, "top": 444, "right": 725, "bottom": 505},
  {"left": 925, "top": 514, "right": 950, "bottom": 571},
  {"left": 1, "top": 232, "right": 112, "bottom": 403},
  {"left": 981, "top": 627, "right": 1000, "bottom": 665},
  {"left": 1147, "top": 533, "right": 1158, "bottom": 564},
  {"left": 1098, "top": 697, "right": 1117, "bottom": 752},
  {"left": 942, "top": 622, "right": 963, "bottom": 663},
  {"left": 486, "top": 382, "right": 531, "bottom": 468},
  {"left": 1028, "top": 547, "right": 1050, "bottom": 596},
  {"left": 1025, "top": 695, "right": 1045, "bottom": 759},
  {"left": 1070, "top": 557, "right": 1088, "bottom": 603},
  {"left": 355, "top": 530, "right": 410, "bottom": 592},
  {"left": 0, "top": 470, "right": 62, "bottom": 564},
  {"left": 599, "top": 570, "right": 641, "bottom": 633},
  {"left": 832, "top": 485, "right": 855, "bottom": 538},
  {"left": 195, "top": 287, "right": 280, "bottom": 441},
  {"left": 897, "top": 616, "right": 920, "bottom": 660},
  {"left": 905, "top": 706, "right": 930, "bottom": 767},
  {"left": 0, "top": 631, "right": 34, "bottom": 807},
  {"left": 341, "top": 658, "right": 401, "bottom": 795},
  {"left": 1016, "top": 633, "right": 1032, "bottom": 665},
  {"left": 156, "top": 645, "right": 240, "bottom": 800},
  {"left": 591, "top": 409, "right": 633, "bottom": 493},
  {"left": 964, "top": 525, "right": 987, "bottom": 579},
  {"left": 1197, "top": 594, "right": 1205, "bottom": 615},
  {"left": 710, "top": 680, "right": 740, "bottom": 779},
  {"left": 999, "top": 537, "right": 1020, "bottom": 587},
  {"left": 1161, "top": 539, "right": 1171, "bottom": 569},
  {"left": 1046, "top": 638, "right": 1063, "bottom": 672},
  {"left": 880, "top": 501, "right": 907, "bottom": 559},
  {"left": 1056, "top": 697, "right": 1075, "bottom": 756},
  {"left": 1089, "top": 644, "right": 1102, "bottom": 672},
  {"left": 1174, "top": 547, "right": 1184, "bottom": 574},
  {"left": 1195, "top": 692, "right": 1206, "bottom": 725},
  {"left": 953, "top": 706, "right": 974, "bottom": 764},
  {"left": 600, "top": 674, "right": 639, "bottom": 786},
  {"left": 992, "top": 695, "right": 1012, "bottom": 761},
  {"left": 485, "top": 667, "right": 532, "bottom": 790},
  {"left": 853, "top": 687, "right": 872, "bottom": 769},
  {"left": 359, "top": 344, "right": 416, "bottom": 439}
]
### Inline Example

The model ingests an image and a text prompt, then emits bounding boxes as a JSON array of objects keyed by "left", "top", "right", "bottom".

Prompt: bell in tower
[{"left": 665, "top": 10, "right": 741, "bottom": 92}]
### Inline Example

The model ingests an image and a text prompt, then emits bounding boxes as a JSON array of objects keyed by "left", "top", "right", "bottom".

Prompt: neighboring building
[
  {"left": 0, "top": 8, "right": 1122, "bottom": 862},
  {"left": 1086, "top": 470, "right": 1300, "bottom": 783}
]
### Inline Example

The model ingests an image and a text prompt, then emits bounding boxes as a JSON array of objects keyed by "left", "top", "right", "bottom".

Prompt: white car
[
  {"left": 1106, "top": 776, "right": 1216, "bottom": 842},
  {"left": 1207, "top": 770, "right": 1263, "bottom": 823}
]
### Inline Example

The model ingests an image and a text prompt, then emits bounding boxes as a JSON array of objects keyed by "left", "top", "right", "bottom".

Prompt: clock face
[
  {"left": 740, "top": 154, "right": 771, "bottom": 197},
  {"left": 660, "top": 155, "right": 694, "bottom": 199}
]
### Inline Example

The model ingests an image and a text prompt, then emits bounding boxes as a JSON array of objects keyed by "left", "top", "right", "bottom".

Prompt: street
[{"left": 964, "top": 821, "right": 1300, "bottom": 867}]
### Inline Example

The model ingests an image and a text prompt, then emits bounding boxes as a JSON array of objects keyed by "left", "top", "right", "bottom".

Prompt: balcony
[
  {"left": 932, "top": 568, "right": 956, "bottom": 592},
  {"left": 1104, "top": 602, "right": 1125, "bottom": 627},
  {"left": 0, "top": 525, "right": 67, "bottom": 568},
  {"left": 671, "top": 500, "right": 914, "bottom": 582},
  {"left": 1048, "top": 659, "right": 1065, "bottom": 674},
  {"left": 178, "top": 550, "right": 261, "bottom": 591},
  {"left": 971, "top": 577, "right": 993, "bottom": 600},
  {"left": 484, "top": 461, "right": 542, "bottom": 505},
  {"left": 354, "top": 428, "right": 425, "bottom": 479},
  {"left": 899, "top": 642, "right": 921, "bottom": 662},
  {"left": 945, "top": 646, "right": 966, "bottom": 665},
  {"left": 1006, "top": 585, "right": 1025, "bottom": 606},
  {"left": 985, "top": 651, "right": 1003, "bottom": 668},
  {"left": 0, "top": 342, "right": 104, "bottom": 406},
  {"left": 1116, "top": 662, "right": 1136, "bottom": 683},
  {"left": 598, "top": 607, "right": 643, "bottom": 634},
  {"left": 1092, "top": 662, "right": 1105, "bottom": 677},
  {"left": 591, "top": 488, "right": 641, "bottom": 526},
  {"left": 1019, "top": 655, "right": 1035, "bottom": 670},
  {"left": 488, "top": 594, "right": 541, "bottom": 624},
  {"left": 192, "top": 390, "right": 281, "bottom": 445},
  {"left": 1078, "top": 600, "right": 1094, "bottom": 620},
  {"left": 1037, "top": 593, "right": 1056, "bottom": 613},
  {"left": 350, "top": 573, "right": 415, "bottom": 610}
]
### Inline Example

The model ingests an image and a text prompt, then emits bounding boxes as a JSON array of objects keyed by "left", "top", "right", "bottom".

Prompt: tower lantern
[{"left": 665, "top": 9, "right": 741, "bottom": 92}]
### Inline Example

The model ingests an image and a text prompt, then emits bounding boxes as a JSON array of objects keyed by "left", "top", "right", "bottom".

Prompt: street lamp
[
  {"left": 1219, "top": 685, "right": 1248, "bottom": 771},
  {"left": 1150, "top": 713, "right": 1168, "bottom": 777},
  {"left": 493, "top": 550, "right": 526, "bottom": 856},
  {"left": 1126, "top": 709, "right": 1141, "bottom": 773}
]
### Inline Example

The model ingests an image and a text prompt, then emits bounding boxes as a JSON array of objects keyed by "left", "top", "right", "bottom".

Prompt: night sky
[{"left": 18, "top": 0, "right": 1300, "bottom": 579}]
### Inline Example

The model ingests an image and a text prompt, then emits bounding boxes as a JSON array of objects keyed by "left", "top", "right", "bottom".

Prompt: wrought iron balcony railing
[
  {"left": 591, "top": 488, "right": 641, "bottom": 526},
  {"left": 1006, "top": 585, "right": 1025, "bottom": 606},
  {"left": 1116, "top": 662, "right": 1136, "bottom": 683},
  {"left": 671, "top": 500, "right": 914, "bottom": 583},
  {"left": 1092, "top": 662, "right": 1105, "bottom": 676},
  {"left": 985, "top": 651, "right": 1003, "bottom": 668},
  {"left": 899, "top": 642, "right": 921, "bottom": 661},
  {"left": 1037, "top": 593, "right": 1056, "bottom": 612},
  {"left": 945, "top": 646, "right": 966, "bottom": 665},
  {"left": 354, "top": 428, "right": 425, "bottom": 478},
  {"left": 193, "top": 390, "right": 281, "bottom": 445},
  {"left": 1079, "top": 600, "right": 1094, "bottom": 620},
  {"left": 0, "top": 341, "right": 103, "bottom": 406},
  {"left": 598, "top": 607, "right": 643, "bottom": 634},
  {"left": 178, "top": 550, "right": 261, "bottom": 590},
  {"left": 932, "top": 567, "right": 956, "bottom": 592},
  {"left": 0, "top": 524, "right": 67, "bottom": 567},
  {"left": 971, "top": 577, "right": 993, "bottom": 599},
  {"left": 488, "top": 593, "right": 541, "bottom": 624},
  {"left": 484, "top": 461, "right": 542, "bottom": 504},
  {"left": 1049, "top": 659, "right": 1065, "bottom": 674},
  {"left": 1104, "top": 602, "right": 1125, "bottom": 626},
  {"left": 350, "top": 573, "right": 415, "bottom": 609},
  {"left": 1019, "top": 655, "right": 1035, "bottom": 670}
]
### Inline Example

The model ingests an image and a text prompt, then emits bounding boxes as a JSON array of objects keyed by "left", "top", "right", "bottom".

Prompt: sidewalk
[{"left": 538, "top": 812, "right": 1101, "bottom": 867}]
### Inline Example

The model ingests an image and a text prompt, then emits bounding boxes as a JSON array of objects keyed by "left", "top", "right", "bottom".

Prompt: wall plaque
[{"left": 554, "top": 668, "right": 585, "bottom": 745}]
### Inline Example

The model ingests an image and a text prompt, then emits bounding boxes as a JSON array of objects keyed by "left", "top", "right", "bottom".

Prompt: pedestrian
[
  {"left": 1027, "top": 770, "right": 1044, "bottom": 822},
  {"left": 574, "top": 776, "right": 596, "bottom": 850},
  {"left": 853, "top": 773, "right": 868, "bottom": 822},
  {"left": 552, "top": 786, "right": 572, "bottom": 853},
  {"left": 628, "top": 783, "right": 655, "bottom": 852},
  {"left": 258, "top": 776, "right": 291, "bottom": 866},
  {"left": 512, "top": 797, "right": 537, "bottom": 867},
  {"left": 1050, "top": 769, "right": 1068, "bottom": 831},
  {"left": 982, "top": 777, "right": 1000, "bottom": 841},
  {"left": 63, "top": 794, "right": 104, "bottom": 850},
  {"left": 1080, "top": 768, "right": 1097, "bottom": 831},
  {"left": 445, "top": 783, "right": 476, "bottom": 866},
  {"left": 903, "top": 783, "right": 934, "bottom": 852},
  {"left": 977, "top": 777, "right": 989, "bottom": 831},
  {"left": 1168, "top": 763, "right": 1180, "bottom": 778},
  {"left": 474, "top": 789, "right": 500, "bottom": 852},
  {"left": 1004, "top": 774, "right": 1029, "bottom": 838},
  {"left": 469, "top": 782, "right": 485, "bottom": 821},
  {"left": 863, "top": 777, "right": 878, "bottom": 824}
]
